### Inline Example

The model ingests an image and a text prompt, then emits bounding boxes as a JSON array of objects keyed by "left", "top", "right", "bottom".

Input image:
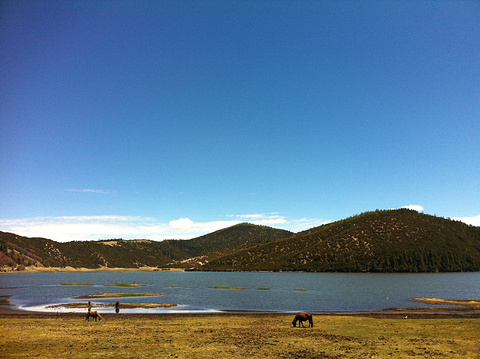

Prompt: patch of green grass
[
  {"left": 208, "top": 286, "right": 245, "bottom": 290},
  {"left": 104, "top": 283, "right": 145, "bottom": 287},
  {"left": 256, "top": 288, "right": 270, "bottom": 290},
  {"left": 294, "top": 288, "right": 308, "bottom": 291}
]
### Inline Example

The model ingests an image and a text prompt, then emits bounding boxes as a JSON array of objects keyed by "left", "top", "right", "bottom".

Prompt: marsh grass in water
[
  {"left": 0, "top": 314, "right": 478, "bottom": 358},
  {"left": 410, "top": 298, "right": 480, "bottom": 310},
  {"left": 208, "top": 286, "right": 245, "bottom": 290},
  {"left": 74, "top": 293, "right": 166, "bottom": 299}
]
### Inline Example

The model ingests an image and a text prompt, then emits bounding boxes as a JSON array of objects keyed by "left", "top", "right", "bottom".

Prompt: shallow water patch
[{"left": 46, "top": 302, "right": 177, "bottom": 309}]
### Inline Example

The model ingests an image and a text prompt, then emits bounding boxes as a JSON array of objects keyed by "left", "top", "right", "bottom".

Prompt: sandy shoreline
[
  {"left": 1, "top": 304, "right": 478, "bottom": 319},
  {"left": 1, "top": 266, "right": 183, "bottom": 273}
]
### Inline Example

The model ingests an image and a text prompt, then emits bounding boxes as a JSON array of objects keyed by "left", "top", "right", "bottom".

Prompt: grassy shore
[{"left": 0, "top": 311, "right": 479, "bottom": 358}]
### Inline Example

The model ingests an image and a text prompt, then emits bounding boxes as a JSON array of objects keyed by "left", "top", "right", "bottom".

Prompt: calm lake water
[{"left": 0, "top": 271, "right": 479, "bottom": 313}]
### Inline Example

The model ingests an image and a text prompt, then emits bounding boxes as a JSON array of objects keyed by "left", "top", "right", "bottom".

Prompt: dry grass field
[{"left": 0, "top": 312, "right": 479, "bottom": 358}]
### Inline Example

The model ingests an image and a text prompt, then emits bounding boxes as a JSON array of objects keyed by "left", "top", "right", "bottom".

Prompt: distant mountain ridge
[{"left": 1, "top": 209, "right": 479, "bottom": 272}]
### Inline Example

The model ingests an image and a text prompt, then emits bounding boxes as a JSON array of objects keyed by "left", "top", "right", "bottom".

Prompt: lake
[{"left": 1, "top": 271, "right": 479, "bottom": 313}]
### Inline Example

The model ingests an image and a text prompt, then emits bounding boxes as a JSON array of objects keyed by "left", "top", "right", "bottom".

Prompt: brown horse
[
  {"left": 85, "top": 310, "right": 103, "bottom": 321},
  {"left": 292, "top": 312, "right": 313, "bottom": 328}
]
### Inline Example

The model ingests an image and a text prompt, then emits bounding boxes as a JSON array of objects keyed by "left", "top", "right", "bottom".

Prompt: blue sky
[{"left": 1, "top": 0, "right": 479, "bottom": 242}]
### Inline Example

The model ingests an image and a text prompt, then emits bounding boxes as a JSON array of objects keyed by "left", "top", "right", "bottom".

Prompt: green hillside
[
  {"left": 199, "top": 209, "right": 480, "bottom": 272},
  {"left": 0, "top": 223, "right": 292, "bottom": 270}
]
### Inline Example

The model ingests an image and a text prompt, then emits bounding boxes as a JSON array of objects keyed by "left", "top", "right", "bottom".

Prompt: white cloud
[
  {"left": 401, "top": 205, "right": 424, "bottom": 212},
  {"left": 64, "top": 189, "right": 113, "bottom": 194},
  {"left": 3, "top": 208, "right": 476, "bottom": 244},
  {"left": 0, "top": 216, "right": 170, "bottom": 242},
  {"left": 225, "top": 213, "right": 330, "bottom": 232},
  {"left": 169, "top": 218, "right": 194, "bottom": 230},
  {"left": 229, "top": 213, "right": 287, "bottom": 226},
  {"left": 0, "top": 213, "right": 331, "bottom": 242},
  {"left": 169, "top": 218, "right": 240, "bottom": 235},
  {"left": 234, "top": 214, "right": 265, "bottom": 219},
  {"left": 288, "top": 218, "right": 332, "bottom": 232},
  {"left": 0, "top": 216, "right": 240, "bottom": 242},
  {"left": 8, "top": 209, "right": 477, "bottom": 244},
  {"left": 452, "top": 215, "right": 480, "bottom": 227}
]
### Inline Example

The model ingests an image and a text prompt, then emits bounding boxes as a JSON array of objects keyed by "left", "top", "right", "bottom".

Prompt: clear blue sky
[{"left": 1, "top": 0, "right": 479, "bottom": 241}]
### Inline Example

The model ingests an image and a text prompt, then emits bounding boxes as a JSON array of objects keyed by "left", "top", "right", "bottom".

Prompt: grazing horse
[
  {"left": 85, "top": 310, "right": 103, "bottom": 321},
  {"left": 292, "top": 312, "right": 313, "bottom": 328}
]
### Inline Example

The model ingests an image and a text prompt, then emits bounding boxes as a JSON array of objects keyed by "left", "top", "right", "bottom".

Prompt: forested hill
[
  {"left": 0, "top": 223, "right": 292, "bottom": 271},
  {"left": 199, "top": 209, "right": 480, "bottom": 272},
  {"left": 2, "top": 210, "right": 480, "bottom": 272},
  {"left": 164, "top": 223, "right": 293, "bottom": 258}
]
